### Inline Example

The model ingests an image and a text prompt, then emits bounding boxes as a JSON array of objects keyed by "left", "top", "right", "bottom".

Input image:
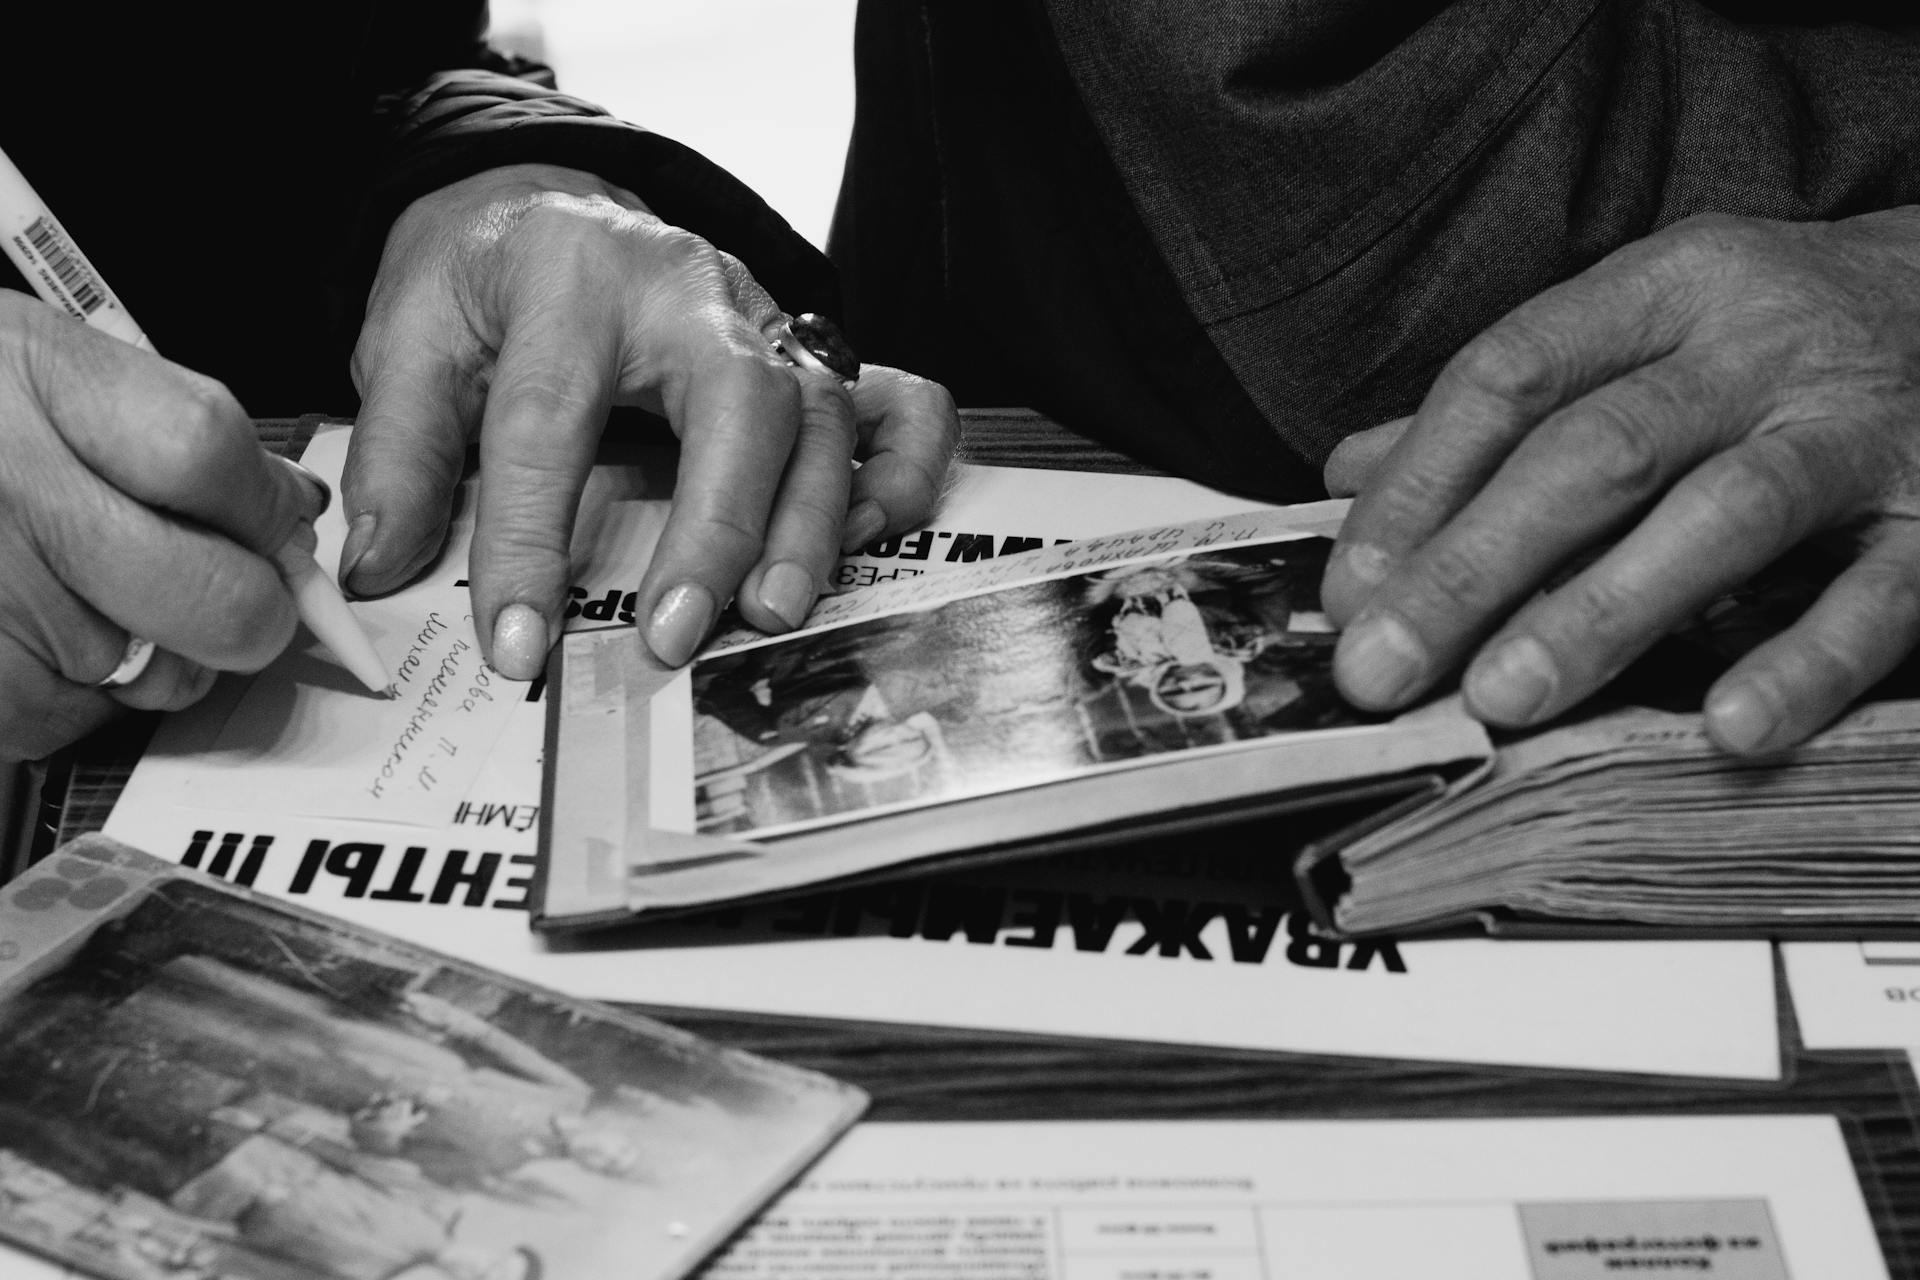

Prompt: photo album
[
  {"left": 536, "top": 509, "right": 1495, "bottom": 930},
  {"left": 541, "top": 509, "right": 1920, "bottom": 941},
  {"left": 0, "top": 835, "right": 865, "bottom": 1280}
]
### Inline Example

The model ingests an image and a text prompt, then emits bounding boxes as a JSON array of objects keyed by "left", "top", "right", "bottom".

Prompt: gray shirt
[{"left": 833, "top": 0, "right": 1920, "bottom": 494}]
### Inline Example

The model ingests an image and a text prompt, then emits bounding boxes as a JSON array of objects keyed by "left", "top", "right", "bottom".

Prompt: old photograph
[
  {"left": 0, "top": 842, "right": 862, "bottom": 1280},
  {"left": 691, "top": 536, "right": 1375, "bottom": 837}
]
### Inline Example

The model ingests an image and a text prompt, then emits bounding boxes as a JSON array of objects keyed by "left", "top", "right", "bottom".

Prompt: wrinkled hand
[
  {"left": 1321, "top": 209, "right": 1920, "bottom": 755},
  {"left": 341, "top": 163, "right": 958, "bottom": 679},
  {"left": 0, "top": 293, "right": 323, "bottom": 761}
]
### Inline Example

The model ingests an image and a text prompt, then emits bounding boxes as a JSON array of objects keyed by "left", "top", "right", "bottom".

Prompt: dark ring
[{"left": 771, "top": 313, "right": 860, "bottom": 387}]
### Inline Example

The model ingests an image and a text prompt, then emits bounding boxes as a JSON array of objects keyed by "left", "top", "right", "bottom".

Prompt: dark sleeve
[{"left": 339, "top": 3, "right": 838, "bottom": 328}]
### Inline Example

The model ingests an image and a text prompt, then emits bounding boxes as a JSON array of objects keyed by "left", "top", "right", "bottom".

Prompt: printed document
[
  {"left": 699, "top": 1115, "right": 1884, "bottom": 1279},
  {"left": 106, "top": 427, "right": 1780, "bottom": 1079},
  {"left": 15, "top": 1114, "right": 1884, "bottom": 1279}
]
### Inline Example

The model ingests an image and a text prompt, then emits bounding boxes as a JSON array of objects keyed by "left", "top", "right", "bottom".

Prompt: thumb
[{"left": 1323, "top": 416, "right": 1413, "bottom": 498}]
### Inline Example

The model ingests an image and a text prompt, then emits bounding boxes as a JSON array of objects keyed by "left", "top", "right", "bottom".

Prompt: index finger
[{"left": 1321, "top": 243, "right": 1699, "bottom": 626}]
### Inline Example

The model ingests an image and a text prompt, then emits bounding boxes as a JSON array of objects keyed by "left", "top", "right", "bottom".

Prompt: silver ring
[
  {"left": 769, "top": 313, "right": 860, "bottom": 388},
  {"left": 97, "top": 636, "right": 156, "bottom": 689}
]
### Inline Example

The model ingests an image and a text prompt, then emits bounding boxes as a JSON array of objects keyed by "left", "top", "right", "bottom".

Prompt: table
[{"left": 55, "top": 410, "right": 1920, "bottom": 1277}]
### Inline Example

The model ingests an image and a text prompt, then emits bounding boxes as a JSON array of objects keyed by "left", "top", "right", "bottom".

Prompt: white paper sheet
[
  {"left": 1784, "top": 941, "right": 1920, "bottom": 1051},
  {"left": 16, "top": 1114, "right": 1883, "bottom": 1280},
  {"left": 699, "top": 1115, "right": 1884, "bottom": 1279},
  {"left": 136, "top": 428, "right": 538, "bottom": 826},
  {"left": 106, "top": 426, "right": 1782, "bottom": 1079}
]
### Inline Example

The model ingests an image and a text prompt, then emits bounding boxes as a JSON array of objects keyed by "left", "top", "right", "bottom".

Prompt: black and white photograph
[
  {"left": 0, "top": 839, "right": 862, "bottom": 1280},
  {"left": 691, "top": 536, "right": 1374, "bottom": 837}
]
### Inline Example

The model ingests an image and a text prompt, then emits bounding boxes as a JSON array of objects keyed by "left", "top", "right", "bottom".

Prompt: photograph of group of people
[
  {"left": 0, "top": 875, "right": 852, "bottom": 1280},
  {"left": 691, "top": 536, "right": 1373, "bottom": 836}
]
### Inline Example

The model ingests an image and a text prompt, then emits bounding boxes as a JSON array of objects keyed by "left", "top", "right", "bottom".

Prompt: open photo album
[
  {"left": 535, "top": 510, "right": 1495, "bottom": 930},
  {"left": 541, "top": 506, "right": 1920, "bottom": 941}
]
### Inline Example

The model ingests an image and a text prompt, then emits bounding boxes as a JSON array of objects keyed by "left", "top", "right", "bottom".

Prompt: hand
[
  {"left": 341, "top": 163, "right": 958, "bottom": 678},
  {"left": 1320, "top": 208, "right": 1920, "bottom": 755},
  {"left": 0, "top": 293, "right": 323, "bottom": 761}
]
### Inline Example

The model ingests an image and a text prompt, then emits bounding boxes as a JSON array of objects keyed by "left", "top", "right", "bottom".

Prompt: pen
[{"left": 0, "top": 146, "right": 391, "bottom": 696}]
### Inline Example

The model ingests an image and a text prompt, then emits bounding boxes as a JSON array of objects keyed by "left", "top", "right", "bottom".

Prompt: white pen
[{"left": 0, "top": 146, "right": 391, "bottom": 696}]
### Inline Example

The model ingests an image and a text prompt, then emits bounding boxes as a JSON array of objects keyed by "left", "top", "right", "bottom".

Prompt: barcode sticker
[{"left": 18, "top": 215, "right": 105, "bottom": 317}]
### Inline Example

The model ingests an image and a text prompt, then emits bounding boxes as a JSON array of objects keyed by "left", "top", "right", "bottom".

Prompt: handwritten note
[
  {"left": 143, "top": 427, "right": 531, "bottom": 828},
  {"left": 166, "top": 595, "right": 517, "bottom": 826}
]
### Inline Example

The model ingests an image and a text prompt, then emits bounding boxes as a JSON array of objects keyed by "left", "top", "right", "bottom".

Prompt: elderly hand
[
  {"left": 340, "top": 163, "right": 958, "bottom": 678},
  {"left": 0, "top": 293, "right": 323, "bottom": 761},
  {"left": 1321, "top": 208, "right": 1920, "bottom": 755}
]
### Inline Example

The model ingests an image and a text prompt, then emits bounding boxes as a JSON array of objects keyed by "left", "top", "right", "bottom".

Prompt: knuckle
[
  {"left": 690, "top": 510, "right": 767, "bottom": 574},
  {"left": 1682, "top": 445, "right": 1808, "bottom": 551},
  {"left": 1645, "top": 213, "right": 1771, "bottom": 282},
  {"left": 859, "top": 449, "right": 946, "bottom": 524},
  {"left": 798, "top": 386, "right": 858, "bottom": 450},
  {"left": 1410, "top": 538, "right": 1497, "bottom": 611},
  {"left": 1792, "top": 628, "right": 1881, "bottom": 702},
  {"left": 1836, "top": 555, "right": 1920, "bottom": 638},
  {"left": 1554, "top": 397, "right": 1669, "bottom": 501},
  {"left": 148, "top": 380, "right": 248, "bottom": 482},
  {"left": 1660, "top": 211, "right": 1756, "bottom": 257},
  {"left": 495, "top": 360, "right": 606, "bottom": 423},
  {"left": 481, "top": 497, "right": 576, "bottom": 575},
  {"left": 646, "top": 225, "right": 727, "bottom": 281},
  {"left": 1444, "top": 323, "right": 1568, "bottom": 410},
  {"left": 1543, "top": 571, "right": 1644, "bottom": 653}
]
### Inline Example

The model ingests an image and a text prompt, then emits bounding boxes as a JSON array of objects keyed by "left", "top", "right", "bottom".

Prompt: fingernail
[
  {"left": 339, "top": 513, "right": 378, "bottom": 597},
  {"left": 491, "top": 604, "right": 552, "bottom": 680},
  {"left": 647, "top": 583, "right": 717, "bottom": 666},
  {"left": 1707, "top": 682, "right": 1780, "bottom": 755},
  {"left": 1465, "top": 636, "right": 1557, "bottom": 725},
  {"left": 759, "top": 561, "right": 817, "bottom": 630},
  {"left": 842, "top": 500, "right": 887, "bottom": 554},
  {"left": 1338, "top": 614, "right": 1429, "bottom": 708}
]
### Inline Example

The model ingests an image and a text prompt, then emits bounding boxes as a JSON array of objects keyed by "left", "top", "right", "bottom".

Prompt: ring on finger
[
  {"left": 96, "top": 635, "right": 156, "bottom": 689},
  {"left": 769, "top": 313, "right": 860, "bottom": 389}
]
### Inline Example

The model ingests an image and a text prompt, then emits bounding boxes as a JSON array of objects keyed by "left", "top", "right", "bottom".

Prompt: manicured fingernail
[
  {"left": 1707, "top": 683, "right": 1780, "bottom": 755},
  {"left": 1465, "top": 636, "right": 1557, "bottom": 725},
  {"left": 647, "top": 583, "right": 717, "bottom": 666},
  {"left": 339, "top": 513, "right": 378, "bottom": 597},
  {"left": 759, "top": 561, "right": 817, "bottom": 630},
  {"left": 1338, "top": 614, "right": 1428, "bottom": 708},
  {"left": 491, "top": 604, "right": 552, "bottom": 680},
  {"left": 842, "top": 500, "right": 887, "bottom": 554},
  {"left": 1333, "top": 542, "right": 1394, "bottom": 589}
]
